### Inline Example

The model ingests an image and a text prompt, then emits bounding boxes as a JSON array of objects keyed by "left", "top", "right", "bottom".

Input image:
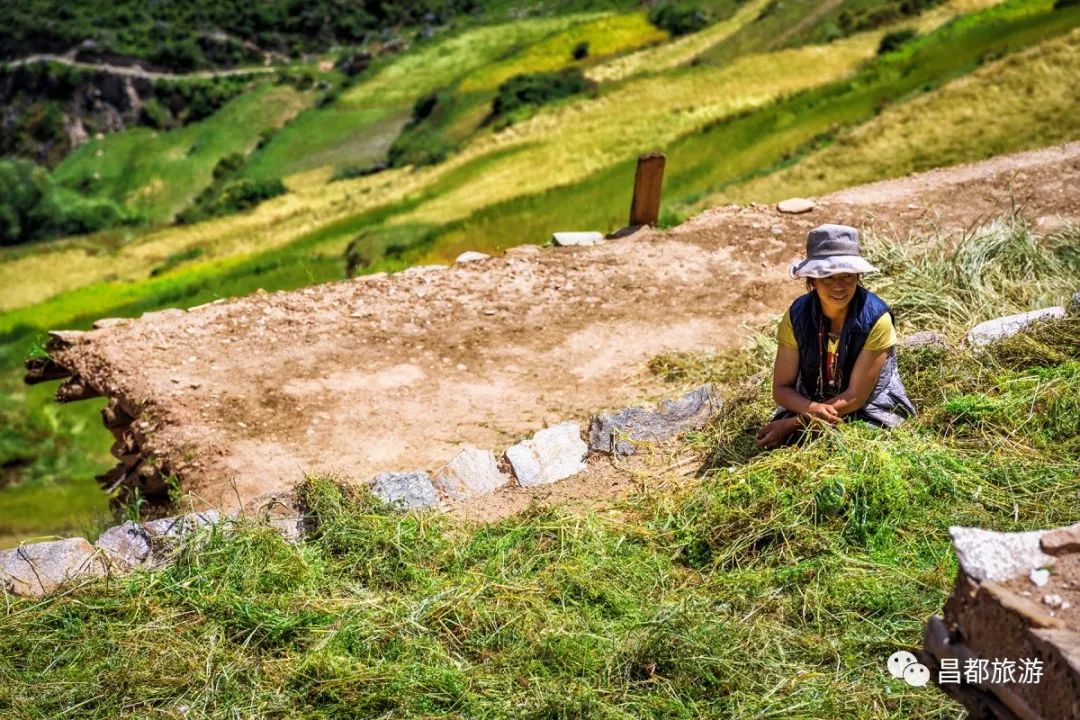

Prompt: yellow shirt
[{"left": 777, "top": 311, "right": 897, "bottom": 352}]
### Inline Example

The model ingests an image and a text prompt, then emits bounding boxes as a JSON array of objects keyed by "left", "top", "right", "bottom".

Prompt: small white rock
[
  {"left": 455, "top": 251, "right": 490, "bottom": 263},
  {"left": 777, "top": 198, "right": 815, "bottom": 214},
  {"left": 1030, "top": 568, "right": 1051, "bottom": 587},
  {"left": 1043, "top": 593, "right": 1064, "bottom": 607},
  {"left": 505, "top": 422, "right": 587, "bottom": 487},
  {"left": 552, "top": 231, "right": 605, "bottom": 247},
  {"left": 433, "top": 446, "right": 509, "bottom": 501}
]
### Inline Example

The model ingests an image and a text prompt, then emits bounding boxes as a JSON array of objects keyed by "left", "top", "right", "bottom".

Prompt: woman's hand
[
  {"left": 804, "top": 401, "right": 841, "bottom": 425},
  {"left": 756, "top": 416, "right": 799, "bottom": 448}
]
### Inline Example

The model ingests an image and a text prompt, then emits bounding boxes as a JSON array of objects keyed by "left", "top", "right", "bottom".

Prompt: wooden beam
[{"left": 629, "top": 152, "right": 666, "bottom": 227}]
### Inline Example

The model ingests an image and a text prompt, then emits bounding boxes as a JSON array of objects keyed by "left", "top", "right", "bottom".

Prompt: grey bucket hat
[{"left": 789, "top": 223, "right": 879, "bottom": 279}]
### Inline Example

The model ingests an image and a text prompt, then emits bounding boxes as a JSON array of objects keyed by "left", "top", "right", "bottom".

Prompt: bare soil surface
[{"left": 46, "top": 142, "right": 1080, "bottom": 514}]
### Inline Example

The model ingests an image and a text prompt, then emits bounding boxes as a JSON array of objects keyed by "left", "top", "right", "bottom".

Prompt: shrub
[
  {"left": 0, "top": 159, "right": 58, "bottom": 245},
  {"left": 139, "top": 98, "right": 170, "bottom": 129},
  {"left": 878, "top": 29, "right": 918, "bottom": 54},
  {"left": 56, "top": 196, "right": 129, "bottom": 236},
  {"left": 150, "top": 38, "right": 204, "bottom": 72},
  {"left": 410, "top": 92, "right": 440, "bottom": 123},
  {"left": 212, "top": 152, "right": 246, "bottom": 181},
  {"left": 572, "top": 41, "right": 590, "bottom": 60},
  {"left": 1055, "top": 0, "right": 1080, "bottom": 8},
  {"left": 649, "top": 3, "right": 710, "bottom": 36},
  {"left": 387, "top": 129, "right": 452, "bottom": 167},
  {"left": 386, "top": 90, "right": 456, "bottom": 167},
  {"left": 492, "top": 68, "right": 592, "bottom": 118},
  {"left": 177, "top": 173, "right": 286, "bottom": 224}
]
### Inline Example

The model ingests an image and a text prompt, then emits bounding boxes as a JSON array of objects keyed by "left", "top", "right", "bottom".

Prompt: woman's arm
[
  {"left": 771, "top": 345, "right": 840, "bottom": 424},
  {"left": 824, "top": 347, "right": 889, "bottom": 416}
]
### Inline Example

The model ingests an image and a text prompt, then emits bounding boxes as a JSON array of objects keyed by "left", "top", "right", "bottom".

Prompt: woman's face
[{"left": 811, "top": 273, "right": 858, "bottom": 309}]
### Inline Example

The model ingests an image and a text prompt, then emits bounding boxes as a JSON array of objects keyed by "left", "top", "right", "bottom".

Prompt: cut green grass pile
[{"left": 2, "top": 218, "right": 1079, "bottom": 717}]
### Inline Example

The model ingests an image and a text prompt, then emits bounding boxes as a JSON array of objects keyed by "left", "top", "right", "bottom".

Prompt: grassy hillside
[
  {"left": 51, "top": 82, "right": 312, "bottom": 224},
  {"left": 242, "top": 13, "right": 618, "bottom": 181},
  {"left": 703, "top": 25, "right": 1080, "bottom": 205},
  {"left": 2, "top": 220, "right": 1078, "bottom": 717}
]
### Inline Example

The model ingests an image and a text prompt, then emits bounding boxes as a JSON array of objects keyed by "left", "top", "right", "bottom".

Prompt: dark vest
[{"left": 788, "top": 286, "right": 916, "bottom": 427}]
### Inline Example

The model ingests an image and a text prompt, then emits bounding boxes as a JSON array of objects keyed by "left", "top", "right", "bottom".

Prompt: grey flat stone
[
  {"left": 552, "top": 231, "right": 604, "bottom": 247},
  {"left": 371, "top": 470, "right": 440, "bottom": 509},
  {"left": 964, "top": 307, "right": 1065, "bottom": 348},
  {"left": 777, "top": 198, "right": 815, "bottom": 214},
  {"left": 505, "top": 422, "right": 587, "bottom": 487},
  {"left": 455, "top": 251, "right": 490, "bottom": 263},
  {"left": 0, "top": 538, "right": 106, "bottom": 597},
  {"left": 95, "top": 521, "right": 151, "bottom": 569},
  {"left": 588, "top": 385, "right": 722, "bottom": 456},
  {"left": 900, "top": 331, "right": 948, "bottom": 349},
  {"left": 433, "top": 446, "right": 509, "bottom": 501},
  {"left": 950, "top": 526, "right": 1055, "bottom": 583}
]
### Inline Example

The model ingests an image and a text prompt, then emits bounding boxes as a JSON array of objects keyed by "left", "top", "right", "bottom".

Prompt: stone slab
[
  {"left": 455, "top": 251, "right": 490, "bottom": 263},
  {"left": 433, "top": 446, "right": 509, "bottom": 501},
  {"left": 0, "top": 538, "right": 106, "bottom": 597},
  {"left": 777, "top": 198, "right": 815, "bottom": 214},
  {"left": 588, "top": 385, "right": 721, "bottom": 456},
  {"left": 950, "top": 526, "right": 1055, "bottom": 583},
  {"left": 371, "top": 470, "right": 440, "bottom": 509},
  {"left": 505, "top": 422, "right": 587, "bottom": 487},
  {"left": 964, "top": 307, "right": 1066, "bottom": 348},
  {"left": 95, "top": 521, "right": 151, "bottom": 569},
  {"left": 552, "top": 231, "right": 604, "bottom": 247}
]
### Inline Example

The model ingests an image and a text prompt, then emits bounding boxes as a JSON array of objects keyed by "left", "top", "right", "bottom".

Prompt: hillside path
[
  {"left": 6, "top": 54, "right": 275, "bottom": 80},
  {"left": 44, "top": 143, "right": 1080, "bottom": 511}
]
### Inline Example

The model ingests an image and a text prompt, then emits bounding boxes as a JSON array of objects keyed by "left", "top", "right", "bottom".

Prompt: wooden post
[{"left": 629, "top": 152, "right": 666, "bottom": 227}]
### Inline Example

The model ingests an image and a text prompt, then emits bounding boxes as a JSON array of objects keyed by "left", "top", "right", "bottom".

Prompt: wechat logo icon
[{"left": 887, "top": 650, "right": 930, "bottom": 687}]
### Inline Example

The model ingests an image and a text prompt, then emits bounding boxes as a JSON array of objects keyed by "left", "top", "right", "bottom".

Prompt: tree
[{"left": 0, "top": 159, "right": 59, "bottom": 245}]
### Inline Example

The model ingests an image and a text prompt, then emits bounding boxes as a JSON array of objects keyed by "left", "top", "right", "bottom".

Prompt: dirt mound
[{"left": 32, "top": 142, "right": 1080, "bottom": 513}]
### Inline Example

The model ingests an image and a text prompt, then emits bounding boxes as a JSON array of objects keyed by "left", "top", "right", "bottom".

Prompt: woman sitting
[{"left": 756, "top": 224, "right": 916, "bottom": 449}]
